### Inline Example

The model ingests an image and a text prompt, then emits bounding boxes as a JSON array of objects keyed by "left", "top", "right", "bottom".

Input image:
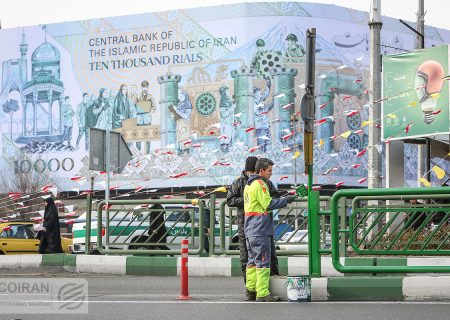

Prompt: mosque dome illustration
[
  {"left": 31, "top": 42, "right": 60, "bottom": 64},
  {"left": 30, "top": 41, "right": 61, "bottom": 80},
  {"left": 17, "top": 31, "right": 65, "bottom": 144}
]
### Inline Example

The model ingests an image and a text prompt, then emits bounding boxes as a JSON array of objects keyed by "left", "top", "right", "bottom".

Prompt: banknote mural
[{"left": 0, "top": 2, "right": 450, "bottom": 193}]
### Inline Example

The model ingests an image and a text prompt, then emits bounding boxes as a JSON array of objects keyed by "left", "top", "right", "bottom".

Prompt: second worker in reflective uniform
[{"left": 244, "top": 158, "right": 296, "bottom": 302}]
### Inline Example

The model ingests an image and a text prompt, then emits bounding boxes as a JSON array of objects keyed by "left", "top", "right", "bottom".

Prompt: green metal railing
[
  {"left": 330, "top": 187, "right": 450, "bottom": 273},
  {"left": 219, "top": 197, "right": 332, "bottom": 256},
  {"left": 95, "top": 199, "right": 206, "bottom": 255}
]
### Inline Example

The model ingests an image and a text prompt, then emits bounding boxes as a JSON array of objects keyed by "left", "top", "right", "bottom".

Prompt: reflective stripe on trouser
[
  {"left": 239, "top": 230, "right": 279, "bottom": 282},
  {"left": 246, "top": 235, "right": 271, "bottom": 298},
  {"left": 246, "top": 267, "right": 256, "bottom": 293}
]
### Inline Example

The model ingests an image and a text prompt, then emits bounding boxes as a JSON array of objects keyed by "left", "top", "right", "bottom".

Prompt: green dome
[
  {"left": 285, "top": 34, "right": 298, "bottom": 42},
  {"left": 31, "top": 42, "right": 60, "bottom": 63},
  {"left": 256, "top": 39, "right": 265, "bottom": 47}
]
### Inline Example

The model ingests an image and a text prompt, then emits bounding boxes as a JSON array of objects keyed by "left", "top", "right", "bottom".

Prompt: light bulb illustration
[{"left": 414, "top": 60, "right": 445, "bottom": 124}]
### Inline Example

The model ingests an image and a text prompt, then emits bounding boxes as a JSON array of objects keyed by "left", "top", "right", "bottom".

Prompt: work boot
[
  {"left": 256, "top": 294, "right": 281, "bottom": 302},
  {"left": 244, "top": 290, "right": 256, "bottom": 301}
]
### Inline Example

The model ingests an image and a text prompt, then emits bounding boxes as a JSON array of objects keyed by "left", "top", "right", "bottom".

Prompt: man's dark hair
[
  {"left": 245, "top": 156, "right": 258, "bottom": 172},
  {"left": 255, "top": 158, "right": 274, "bottom": 174},
  {"left": 82, "top": 93, "right": 88, "bottom": 98},
  {"left": 65, "top": 96, "right": 70, "bottom": 101}
]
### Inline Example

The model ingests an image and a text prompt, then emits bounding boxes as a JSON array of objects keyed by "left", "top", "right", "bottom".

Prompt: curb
[
  {"left": 270, "top": 276, "right": 450, "bottom": 301},
  {"left": 1, "top": 254, "right": 450, "bottom": 277}
]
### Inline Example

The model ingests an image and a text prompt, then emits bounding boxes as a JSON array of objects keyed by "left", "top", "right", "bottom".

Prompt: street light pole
[{"left": 368, "top": 0, "right": 382, "bottom": 190}]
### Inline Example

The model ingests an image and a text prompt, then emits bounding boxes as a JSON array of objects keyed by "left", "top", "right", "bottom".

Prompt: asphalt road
[{"left": 0, "top": 267, "right": 449, "bottom": 320}]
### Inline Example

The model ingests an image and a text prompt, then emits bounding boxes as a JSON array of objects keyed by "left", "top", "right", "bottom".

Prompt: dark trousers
[{"left": 238, "top": 227, "right": 279, "bottom": 284}]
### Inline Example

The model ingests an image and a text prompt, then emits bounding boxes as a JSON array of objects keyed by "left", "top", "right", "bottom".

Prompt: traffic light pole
[{"left": 303, "top": 28, "right": 320, "bottom": 277}]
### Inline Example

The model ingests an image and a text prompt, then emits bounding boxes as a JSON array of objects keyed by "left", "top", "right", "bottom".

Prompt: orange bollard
[{"left": 177, "top": 238, "right": 191, "bottom": 300}]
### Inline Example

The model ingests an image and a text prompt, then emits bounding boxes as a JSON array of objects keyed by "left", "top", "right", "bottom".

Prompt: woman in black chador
[{"left": 39, "top": 197, "right": 63, "bottom": 254}]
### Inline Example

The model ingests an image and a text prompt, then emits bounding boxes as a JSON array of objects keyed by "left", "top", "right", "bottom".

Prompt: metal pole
[
  {"left": 416, "top": 0, "right": 428, "bottom": 185},
  {"left": 416, "top": 0, "right": 425, "bottom": 49},
  {"left": 368, "top": 0, "right": 382, "bottom": 190},
  {"left": 209, "top": 194, "right": 216, "bottom": 257},
  {"left": 304, "top": 28, "right": 320, "bottom": 277},
  {"left": 105, "top": 129, "right": 110, "bottom": 251},
  {"left": 84, "top": 176, "right": 95, "bottom": 255}
]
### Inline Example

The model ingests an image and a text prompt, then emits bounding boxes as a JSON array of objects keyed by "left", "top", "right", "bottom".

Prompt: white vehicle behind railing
[{"left": 71, "top": 205, "right": 238, "bottom": 253}]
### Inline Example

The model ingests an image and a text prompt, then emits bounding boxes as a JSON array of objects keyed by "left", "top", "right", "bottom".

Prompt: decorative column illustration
[
  {"left": 157, "top": 72, "right": 181, "bottom": 147},
  {"left": 231, "top": 66, "right": 255, "bottom": 147},
  {"left": 270, "top": 67, "right": 298, "bottom": 144},
  {"left": 317, "top": 72, "right": 362, "bottom": 152}
]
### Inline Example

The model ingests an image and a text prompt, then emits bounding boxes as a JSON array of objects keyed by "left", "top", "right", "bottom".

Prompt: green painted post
[
  {"left": 308, "top": 189, "right": 321, "bottom": 277},
  {"left": 85, "top": 176, "right": 94, "bottom": 255},
  {"left": 209, "top": 194, "right": 216, "bottom": 257}
]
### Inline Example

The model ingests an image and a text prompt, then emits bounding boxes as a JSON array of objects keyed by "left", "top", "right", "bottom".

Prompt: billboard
[
  {"left": 0, "top": 2, "right": 450, "bottom": 193},
  {"left": 383, "top": 45, "right": 450, "bottom": 140}
]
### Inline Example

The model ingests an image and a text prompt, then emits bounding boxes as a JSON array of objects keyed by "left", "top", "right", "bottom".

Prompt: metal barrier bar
[
  {"left": 330, "top": 187, "right": 450, "bottom": 273},
  {"left": 219, "top": 196, "right": 331, "bottom": 257},
  {"left": 96, "top": 199, "right": 205, "bottom": 255}
]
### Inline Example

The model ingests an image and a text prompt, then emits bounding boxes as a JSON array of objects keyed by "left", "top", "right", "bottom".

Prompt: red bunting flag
[
  {"left": 315, "top": 118, "right": 328, "bottom": 126},
  {"left": 356, "top": 148, "right": 368, "bottom": 157},
  {"left": 259, "top": 111, "right": 269, "bottom": 116},
  {"left": 162, "top": 151, "right": 174, "bottom": 155},
  {"left": 281, "top": 147, "right": 292, "bottom": 152},
  {"left": 134, "top": 186, "right": 144, "bottom": 193},
  {"left": 109, "top": 186, "right": 119, "bottom": 191},
  {"left": 192, "top": 143, "right": 202, "bottom": 148},
  {"left": 353, "top": 129, "right": 363, "bottom": 134},
  {"left": 281, "top": 103, "right": 294, "bottom": 110},
  {"left": 248, "top": 146, "right": 261, "bottom": 153},
  {"left": 183, "top": 139, "right": 192, "bottom": 145},
  {"left": 194, "top": 191, "right": 206, "bottom": 197},
  {"left": 41, "top": 185, "right": 53, "bottom": 192},
  {"left": 432, "top": 109, "right": 442, "bottom": 115},
  {"left": 357, "top": 178, "right": 368, "bottom": 184},
  {"left": 245, "top": 127, "right": 256, "bottom": 133},
  {"left": 169, "top": 172, "right": 188, "bottom": 179},
  {"left": 182, "top": 205, "right": 192, "bottom": 209},
  {"left": 352, "top": 163, "right": 362, "bottom": 169},
  {"left": 220, "top": 162, "right": 231, "bottom": 166},
  {"left": 102, "top": 204, "right": 112, "bottom": 210},
  {"left": 404, "top": 123, "right": 413, "bottom": 133},
  {"left": 282, "top": 131, "right": 295, "bottom": 141},
  {"left": 319, "top": 102, "right": 329, "bottom": 109},
  {"left": 70, "top": 176, "right": 85, "bottom": 181},
  {"left": 218, "top": 135, "right": 228, "bottom": 140},
  {"left": 279, "top": 176, "right": 289, "bottom": 181},
  {"left": 65, "top": 219, "right": 76, "bottom": 225},
  {"left": 342, "top": 96, "right": 352, "bottom": 101},
  {"left": 346, "top": 110, "right": 359, "bottom": 117},
  {"left": 364, "top": 89, "right": 369, "bottom": 94},
  {"left": 335, "top": 181, "right": 345, "bottom": 187},
  {"left": 232, "top": 121, "right": 241, "bottom": 127},
  {"left": 375, "top": 124, "right": 382, "bottom": 129},
  {"left": 353, "top": 79, "right": 362, "bottom": 83},
  {"left": 163, "top": 195, "right": 174, "bottom": 199}
]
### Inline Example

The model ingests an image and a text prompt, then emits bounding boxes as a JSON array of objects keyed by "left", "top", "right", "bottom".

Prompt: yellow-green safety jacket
[{"left": 244, "top": 174, "right": 288, "bottom": 236}]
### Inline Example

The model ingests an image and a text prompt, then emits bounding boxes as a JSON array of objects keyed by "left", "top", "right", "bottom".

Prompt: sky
[{"left": 0, "top": 0, "right": 449, "bottom": 30}]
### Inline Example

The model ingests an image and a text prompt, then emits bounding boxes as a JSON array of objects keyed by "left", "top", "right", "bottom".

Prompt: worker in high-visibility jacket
[{"left": 244, "top": 158, "right": 296, "bottom": 302}]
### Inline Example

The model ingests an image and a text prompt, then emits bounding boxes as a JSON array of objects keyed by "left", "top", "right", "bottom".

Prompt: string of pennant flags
[{"left": 1, "top": 72, "right": 450, "bottom": 222}]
